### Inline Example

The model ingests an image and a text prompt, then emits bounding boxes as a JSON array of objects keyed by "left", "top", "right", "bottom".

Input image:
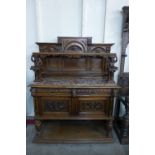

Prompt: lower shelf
[{"left": 33, "top": 120, "right": 112, "bottom": 143}]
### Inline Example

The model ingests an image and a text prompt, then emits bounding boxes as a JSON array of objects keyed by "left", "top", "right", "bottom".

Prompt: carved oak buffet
[{"left": 30, "top": 37, "right": 119, "bottom": 143}]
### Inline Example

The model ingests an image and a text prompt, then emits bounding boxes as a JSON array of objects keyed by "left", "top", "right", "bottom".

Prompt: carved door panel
[
  {"left": 39, "top": 96, "right": 71, "bottom": 116},
  {"left": 77, "top": 97, "right": 111, "bottom": 117}
]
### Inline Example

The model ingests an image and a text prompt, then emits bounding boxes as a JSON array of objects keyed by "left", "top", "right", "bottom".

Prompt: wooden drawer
[
  {"left": 31, "top": 88, "right": 71, "bottom": 96},
  {"left": 74, "top": 88, "right": 111, "bottom": 96}
]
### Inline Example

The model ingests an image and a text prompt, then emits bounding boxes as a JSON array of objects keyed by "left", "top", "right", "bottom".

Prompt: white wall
[
  {"left": 26, "top": 0, "right": 129, "bottom": 116},
  {"left": 36, "top": 0, "right": 83, "bottom": 42},
  {"left": 82, "top": 0, "right": 106, "bottom": 43},
  {"left": 104, "top": 0, "right": 129, "bottom": 79},
  {"left": 26, "top": 0, "right": 38, "bottom": 116}
]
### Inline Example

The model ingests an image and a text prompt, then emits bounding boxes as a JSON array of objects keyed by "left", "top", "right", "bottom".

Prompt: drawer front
[
  {"left": 31, "top": 88, "right": 71, "bottom": 96},
  {"left": 74, "top": 88, "right": 111, "bottom": 96}
]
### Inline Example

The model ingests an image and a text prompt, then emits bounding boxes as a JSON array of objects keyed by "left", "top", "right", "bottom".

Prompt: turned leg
[
  {"left": 106, "top": 120, "right": 113, "bottom": 137},
  {"left": 35, "top": 120, "right": 42, "bottom": 135},
  {"left": 121, "top": 96, "right": 129, "bottom": 138},
  {"left": 121, "top": 116, "right": 129, "bottom": 138}
]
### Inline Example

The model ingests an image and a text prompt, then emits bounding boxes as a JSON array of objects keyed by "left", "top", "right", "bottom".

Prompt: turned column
[
  {"left": 121, "top": 96, "right": 129, "bottom": 138},
  {"left": 121, "top": 117, "right": 129, "bottom": 138},
  {"left": 35, "top": 120, "right": 42, "bottom": 135}
]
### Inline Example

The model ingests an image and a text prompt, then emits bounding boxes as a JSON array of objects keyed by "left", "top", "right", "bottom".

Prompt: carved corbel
[
  {"left": 30, "top": 54, "right": 43, "bottom": 81},
  {"left": 31, "top": 54, "right": 43, "bottom": 66},
  {"left": 107, "top": 54, "right": 118, "bottom": 80}
]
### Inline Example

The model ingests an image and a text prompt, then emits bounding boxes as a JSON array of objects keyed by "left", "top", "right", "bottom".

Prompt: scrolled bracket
[
  {"left": 31, "top": 54, "right": 43, "bottom": 69},
  {"left": 31, "top": 55, "right": 35, "bottom": 62},
  {"left": 109, "top": 65, "right": 118, "bottom": 73},
  {"left": 30, "top": 54, "right": 43, "bottom": 81},
  {"left": 30, "top": 66, "right": 40, "bottom": 71},
  {"left": 107, "top": 54, "right": 118, "bottom": 73}
]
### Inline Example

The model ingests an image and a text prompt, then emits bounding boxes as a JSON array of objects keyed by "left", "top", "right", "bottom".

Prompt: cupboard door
[
  {"left": 39, "top": 96, "right": 71, "bottom": 116},
  {"left": 78, "top": 97, "right": 111, "bottom": 117}
]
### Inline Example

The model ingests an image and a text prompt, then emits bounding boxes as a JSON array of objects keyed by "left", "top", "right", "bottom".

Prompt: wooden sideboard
[{"left": 30, "top": 37, "right": 119, "bottom": 143}]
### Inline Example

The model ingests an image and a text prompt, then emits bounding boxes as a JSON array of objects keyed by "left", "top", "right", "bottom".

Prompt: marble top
[{"left": 31, "top": 78, "right": 119, "bottom": 88}]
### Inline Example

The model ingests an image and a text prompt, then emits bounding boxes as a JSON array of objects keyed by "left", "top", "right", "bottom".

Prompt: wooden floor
[{"left": 33, "top": 120, "right": 112, "bottom": 143}]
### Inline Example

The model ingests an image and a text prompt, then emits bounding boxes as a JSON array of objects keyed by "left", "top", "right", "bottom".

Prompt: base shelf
[{"left": 33, "top": 120, "right": 113, "bottom": 143}]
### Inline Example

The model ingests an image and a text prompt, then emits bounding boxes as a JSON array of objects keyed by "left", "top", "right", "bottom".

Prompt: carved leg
[
  {"left": 106, "top": 120, "right": 113, "bottom": 137},
  {"left": 35, "top": 120, "right": 42, "bottom": 135}
]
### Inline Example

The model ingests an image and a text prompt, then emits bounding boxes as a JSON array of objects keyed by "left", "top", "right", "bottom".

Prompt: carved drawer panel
[
  {"left": 75, "top": 89, "right": 111, "bottom": 96},
  {"left": 31, "top": 88, "right": 71, "bottom": 96},
  {"left": 31, "top": 88, "right": 70, "bottom": 93}
]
